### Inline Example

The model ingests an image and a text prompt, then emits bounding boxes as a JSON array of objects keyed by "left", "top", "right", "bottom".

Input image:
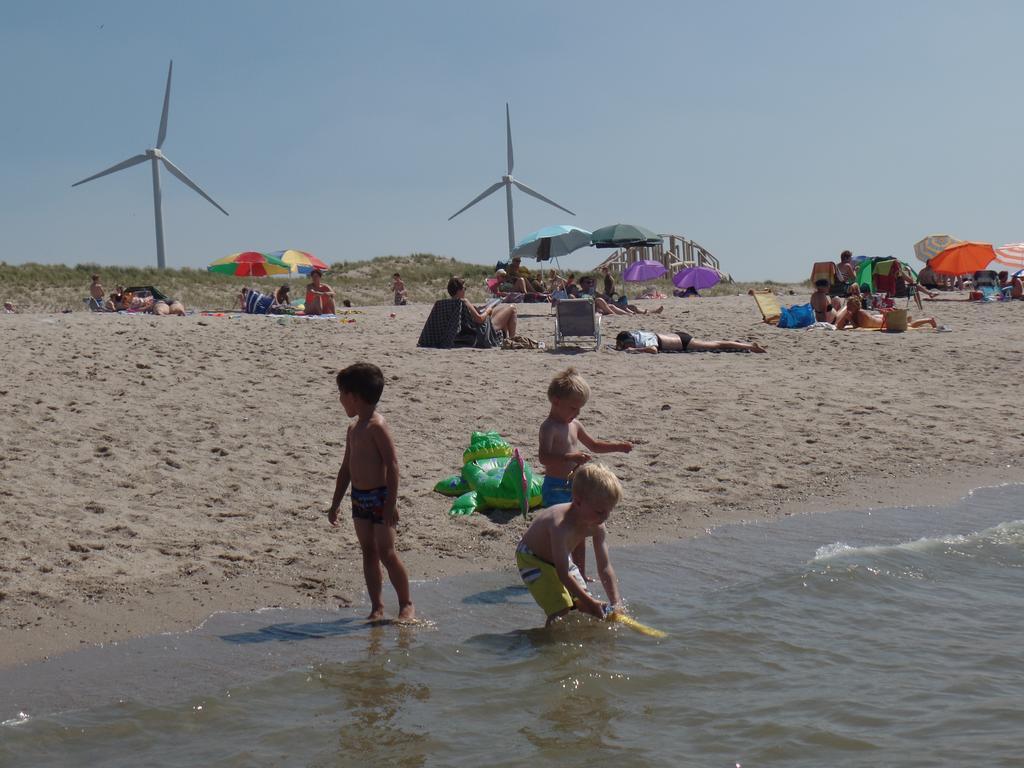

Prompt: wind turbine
[
  {"left": 448, "top": 103, "right": 575, "bottom": 254},
  {"left": 72, "top": 61, "right": 228, "bottom": 269}
]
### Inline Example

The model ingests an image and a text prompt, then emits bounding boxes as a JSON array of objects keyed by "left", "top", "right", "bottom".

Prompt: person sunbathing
[
  {"left": 637, "top": 286, "right": 667, "bottom": 300},
  {"left": 810, "top": 279, "right": 841, "bottom": 323},
  {"left": 579, "top": 276, "right": 662, "bottom": 316},
  {"left": 999, "top": 271, "right": 1023, "bottom": 299},
  {"left": 151, "top": 299, "right": 186, "bottom": 316},
  {"left": 614, "top": 330, "right": 766, "bottom": 353},
  {"left": 116, "top": 290, "right": 154, "bottom": 312},
  {"left": 835, "top": 297, "right": 936, "bottom": 329}
]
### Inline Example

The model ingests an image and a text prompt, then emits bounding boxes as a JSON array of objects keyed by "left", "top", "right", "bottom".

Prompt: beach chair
[
  {"left": 810, "top": 262, "right": 849, "bottom": 296},
  {"left": 751, "top": 289, "right": 781, "bottom": 325},
  {"left": 972, "top": 270, "right": 1003, "bottom": 300},
  {"left": 553, "top": 298, "right": 601, "bottom": 350}
]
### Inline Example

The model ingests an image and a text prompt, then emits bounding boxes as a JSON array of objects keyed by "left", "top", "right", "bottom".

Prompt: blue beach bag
[{"left": 777, "top": 303, "right": 815, "bottom": 329}]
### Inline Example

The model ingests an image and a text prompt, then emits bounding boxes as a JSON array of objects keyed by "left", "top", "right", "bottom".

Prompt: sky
[{"left": 2, "top": 0, "right": 1022, "bottom": 281}]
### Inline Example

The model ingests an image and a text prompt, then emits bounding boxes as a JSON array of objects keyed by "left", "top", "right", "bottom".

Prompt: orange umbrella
[{"left": 928, "top": 241, "right": 996, "bottom": 275}]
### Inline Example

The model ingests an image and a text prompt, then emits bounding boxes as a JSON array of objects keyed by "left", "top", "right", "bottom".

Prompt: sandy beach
[{"left": 1, "top": 294, "right": 1021, "bottom": 668}]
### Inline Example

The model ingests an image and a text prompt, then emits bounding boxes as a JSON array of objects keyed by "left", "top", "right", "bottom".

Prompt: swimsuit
[
  {"left": 516, "top": 542, "right": 589, "bottom": 617},
  {"left": 351, "top": 486, "right": 389, "bottom": 525},
  {"left": 541, "top": 475, "right": 573, "bottom": 507},
  {"left": 673, "top": 331, "right": 693, "bottom": 351}
]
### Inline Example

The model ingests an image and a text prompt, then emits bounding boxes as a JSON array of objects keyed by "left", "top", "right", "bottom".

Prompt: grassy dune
[{"left": 0, "top": 255, "right": 788, "bottom": 312}]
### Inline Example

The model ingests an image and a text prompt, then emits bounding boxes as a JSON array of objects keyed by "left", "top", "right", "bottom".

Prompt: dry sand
[{"left": 1, "top": 294, "right": 1022, "bottom": 668}]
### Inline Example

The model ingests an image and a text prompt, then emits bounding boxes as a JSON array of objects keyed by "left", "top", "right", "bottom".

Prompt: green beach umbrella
[{"left": 590, "top": 223, "right": 662, "bottom": 249}]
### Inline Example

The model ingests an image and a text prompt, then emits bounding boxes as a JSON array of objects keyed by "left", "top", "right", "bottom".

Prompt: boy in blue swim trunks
[
  {"left": 517, "top": 462, "right": 623, "bottom": 626},
  {"left": 538, "top": 367, "right": 632, "bottom": 580},
  {"left": 326, "top": 362, "right": 414, "bottom": 622}
]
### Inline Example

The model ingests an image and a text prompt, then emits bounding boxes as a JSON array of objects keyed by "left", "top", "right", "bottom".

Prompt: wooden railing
[{"left": 596, "top": 234, "right": 725, "bottom": 279}]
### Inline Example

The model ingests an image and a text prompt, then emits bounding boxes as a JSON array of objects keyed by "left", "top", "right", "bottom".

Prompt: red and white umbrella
[{"left": 994, "top": 243, "right": 1024, "bottom": 270}]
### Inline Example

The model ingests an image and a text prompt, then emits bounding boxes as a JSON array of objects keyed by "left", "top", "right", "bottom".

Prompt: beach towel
[
  {"left": 243, "top": 290, "right": 274, "bottom": 314},
  {"left": 417, "top": 298, "right": 503, "bottom": 349}
]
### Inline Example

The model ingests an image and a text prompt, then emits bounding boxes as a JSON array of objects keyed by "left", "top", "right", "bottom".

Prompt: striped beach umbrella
[
  {"left": 913, "top": 234, "right": 961, "bottom": 264},
  {"left": 207, "top": 251, "right": 290, "bottom": 277},
  {"left": 267, "top": 249, "right": 329, "bottom": 275},
  {"left": 994, "top": 243, "right": 1024, "bottom": 270}
]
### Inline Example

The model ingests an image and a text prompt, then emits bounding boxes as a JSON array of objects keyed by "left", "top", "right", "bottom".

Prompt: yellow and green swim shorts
[{"left": 516, "top": 542, "right": 589, "bottom": 617}]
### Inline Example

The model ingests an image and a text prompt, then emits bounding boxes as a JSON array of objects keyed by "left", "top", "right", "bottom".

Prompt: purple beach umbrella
[
  {"left": 673, "top": 266, "right": 721, "bottom": 291},
  {"left": 622, "top": 260, "right": 668, "bottom": 282}
]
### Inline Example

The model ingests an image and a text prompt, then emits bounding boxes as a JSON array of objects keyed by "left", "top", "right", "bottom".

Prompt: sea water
[{"left": 2, "top": 485, "right": 1023, "bottom": 767}]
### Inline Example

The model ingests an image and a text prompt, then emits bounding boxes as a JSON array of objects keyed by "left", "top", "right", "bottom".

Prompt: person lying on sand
[
  {"left": 579, "top": 276, "right": 662, "bottom": 315},
  {"left": 151, "top": 298, "right": 186, "bottom": 316},
  {"left": 615, "top": 330, "right": 766, "bottom": 353},
  {"left": 835, "top": 297, "right": 937, "bottom": 330}
]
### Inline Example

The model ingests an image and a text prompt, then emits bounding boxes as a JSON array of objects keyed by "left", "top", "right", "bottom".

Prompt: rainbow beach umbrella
[
  {"left": 267, "top": 249, "right": 329, "bottom": 275},
  {"left": 207, "top": 251, "right": 290, "bottom": 277}
]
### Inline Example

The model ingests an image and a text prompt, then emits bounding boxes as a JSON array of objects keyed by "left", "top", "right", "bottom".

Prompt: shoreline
[
  {"left": 1, "top": 296, "right": 1022, "bottom": 668},
  {"left": 4, "top": 475, "right": 1019, "bottom": 679}
]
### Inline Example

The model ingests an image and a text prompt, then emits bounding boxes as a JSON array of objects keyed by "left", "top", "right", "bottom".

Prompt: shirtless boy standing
[
  {"left": 516, "top": 462, "right": 623, "bottom": 626},
  {"left": 538, "top": 367, "right": 632, "bottom": 580},
  {"left": 89, "top": 274, "right": 105, "bottom": 303},
  {"left": 326, "top": 362, "right": 414, "bottom": 622}
]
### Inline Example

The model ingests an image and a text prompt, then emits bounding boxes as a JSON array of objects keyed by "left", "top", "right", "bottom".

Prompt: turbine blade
[
  {"left": 448, "top": 181, "right": 504, "bottom": 220},
  {"left": 512, "top": 180, "right": 575, "bottom": 216},
  {"left": 71, "top": 154, "right": 149, "bottom": 187},
  {"left": 157, "top": 60, "right": 173, "bottom": 149},
  {"left": 160, "top": 156, "right": 229, "bottom": 215},
  {"left": 506, "top": 103, "right": 513, "bottom": 174}
]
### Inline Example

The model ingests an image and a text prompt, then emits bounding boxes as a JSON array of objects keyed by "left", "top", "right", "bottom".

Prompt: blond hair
[
  {"left": 571, "top": 462, "right": 622, "bottom": 507},
  {"left": 547, "top": 366, "right": 590, "bottom": 404}
]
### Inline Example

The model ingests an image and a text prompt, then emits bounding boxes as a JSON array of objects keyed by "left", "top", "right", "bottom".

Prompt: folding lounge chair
[
  {"left": 810, "top": 261, "right": 849, "bottom": 296},
  {"left": 972, "top": 270, "right": 1004, "bottom": 300},
  {"left": 553, "top": 298, "right": 601, "bottom": 350},
  {"left": 751, "top": 289, "right": 781, "bottom": 325}
]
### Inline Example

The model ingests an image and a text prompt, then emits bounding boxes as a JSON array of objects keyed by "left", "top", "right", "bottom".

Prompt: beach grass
[{"left": 0, "top": 256, "right": 793, "bottom": 312}]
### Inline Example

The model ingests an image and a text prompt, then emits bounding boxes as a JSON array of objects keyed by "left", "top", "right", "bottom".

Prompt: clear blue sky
[{"left": 2, "top": 1, "right": 1021, "bottom": 281}]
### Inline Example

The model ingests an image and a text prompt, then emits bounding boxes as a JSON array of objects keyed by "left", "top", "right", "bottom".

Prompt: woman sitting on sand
[
  {"left": 835, "top": 297, "right": 937, "bottom": 330},
  {"left": 448, "top": 276, "right": 518, "bottom": 337},
  {"left": 305, "top": 269, "right": 336, "bottom": 315},
  {"left": 614, "top": 330, "right": 766, "bottom": 354}
]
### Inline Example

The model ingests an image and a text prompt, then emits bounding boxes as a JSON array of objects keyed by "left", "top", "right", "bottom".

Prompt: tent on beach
[{"left": 855, "top": 257, "right": 918, "bottom": 296}]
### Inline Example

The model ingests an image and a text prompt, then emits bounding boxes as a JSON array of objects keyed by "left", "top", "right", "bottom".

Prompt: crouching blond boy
[{"left": 515, "top": 462, "right": 623, "bottom": 626}]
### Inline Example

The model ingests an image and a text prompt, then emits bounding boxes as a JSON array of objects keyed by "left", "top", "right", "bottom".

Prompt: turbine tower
[
  {"left": 72, "top": 61, "right": 228, "bottom": 269},
  {"left": 448, "top": 103, "right": 574, "bottom": 254}
]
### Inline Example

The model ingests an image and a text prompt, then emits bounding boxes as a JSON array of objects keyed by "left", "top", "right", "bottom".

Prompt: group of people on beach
[
  {"left": 238, "top": 269, "right": 348, "bottom": 315},
  {"left": 89, "top": 274, "right": 186, "bottom": 315},
  {"left": 325, "top": 362, "right": 643, "bottom": 627},
  {"left": 492, "top": 257, "right": 664, "bottom": 317},
  {"left": 809, "top": 252, "right": 938, "bottom": 329}
]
